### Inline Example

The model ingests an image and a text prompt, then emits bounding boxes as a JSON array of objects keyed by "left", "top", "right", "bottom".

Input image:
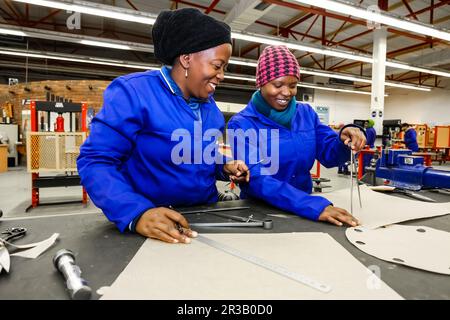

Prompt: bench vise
[{"left": 376, "top": 149, "right": 450, "bottom": 191}]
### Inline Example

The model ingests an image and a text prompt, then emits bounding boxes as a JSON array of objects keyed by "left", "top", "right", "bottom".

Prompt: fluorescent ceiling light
[
  {"left": 13, "top": 0, "right": 156, "bottom": 25},
  {"left": 225, "top": 74, "right": 256, "bottom": 81},
  {"left": 231, "top": 31, "right": 373, "bottom": 64},
  {"left": 386, "top": 61, "right": 450, "bottom": 78},
  {"left": 228, "top": 58, "right": 258, "bottom": 67},
  {"left": 0, "top": 47, "right": 377, "bottom": 96},
  {"left": 0, "top": 28, "right": 27, "bottom": 36},
  {"left": 301, "top": 68, "right": 371, "bottom": 84},
  {"left": 230, "top": 62, "right": 431, "bottom": 91},
  {"left": 223, "top": 72, "right": 375, "bottom": 95},
  {"left": 300, "top": 67, "right": 431, "bottom": 91},
  {"left": 293, "top": 0, "right": 450, "bottom": 42},
  {"left": 0, "top": 43, "right": 433, "bottom": 92},
  {"left": 80, "top": 40, "right": 131, "bottom": 50},
  {"left": 0, "top": 48, "right": 158, "bottom": 70},
  {"left": 7, "top": 3, "right": 449, "bottom": 78},
  {"left": 0, "top": 23, "right": 153, "bottom": 53},
  {"left": 10, "top": 1, "right": 373, "bottom": 64},
  {"left": 222, "top": 71, "right": 375, "bottom": 95},
  {"left": 385, "top": 81, "right": 431, "bottom": 92},
  {"left": 298, "top": 82, "right": 373, "bottom": 95}
]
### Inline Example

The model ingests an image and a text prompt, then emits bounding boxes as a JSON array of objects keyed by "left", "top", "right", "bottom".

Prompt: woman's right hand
[
  {"left": 318, "top": 205, "right": 359, "bottom": 227},
  {"left": 135, "top": 207, "right": 197, "bottom": 243}
]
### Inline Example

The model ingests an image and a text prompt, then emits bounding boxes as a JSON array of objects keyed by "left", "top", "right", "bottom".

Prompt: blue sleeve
[
  {"left": 228, "top": 119, "right": 331, "bottom": 221},
  {"left": 77, "top": 78, "right": 155, "bottom": 233},
  {"left": 312, "top": 110, "right": 350, "bottom": 168}
]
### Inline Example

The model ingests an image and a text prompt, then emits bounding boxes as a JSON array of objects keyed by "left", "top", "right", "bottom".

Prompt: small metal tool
[
  {"left": 190, "top": 219, "right": 273, "bottom": 230},
  {"left": 53, "top": 249, "right": 92, "bottom": 300},
  {"left": 1, "top": 227, "right": 27, "bottom": 243},
  {"left": 0, "top": 227, "right": 27, "bottom": 273},
  {"left": 241, "top": 158, "right": 268, "bottom": 177},
  {"left": 192, "top": 210, "right": 273, "bottom": 230},
  {"left": 178, "top": 206, "right": 250, "bottom": 215},
  {"left": 349, "top": 142, "right": 362, "bottom": 214},
  {"left": 207, "top": 211, "right": 253, "bottom": 222}
]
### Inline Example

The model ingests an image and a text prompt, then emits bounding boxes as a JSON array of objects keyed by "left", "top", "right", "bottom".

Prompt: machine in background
[
  {"left": 375, "top": 149, "right": 450, "bottom": 191},
  {"left": 360, "top": 148, "right": 450, "bottom": 198},
  {"left": 26, "top": 101, "right": 88, "bottom": 211},
  {"left": 382, "top": 119, "right": 401, "bottom": 148}
]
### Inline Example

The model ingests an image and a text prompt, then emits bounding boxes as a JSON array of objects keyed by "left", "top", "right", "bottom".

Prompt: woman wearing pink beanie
[{"left": 228, "top": 45, "right": 366, "bottom": 227}]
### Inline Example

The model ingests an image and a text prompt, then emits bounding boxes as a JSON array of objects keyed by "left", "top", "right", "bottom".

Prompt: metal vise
[{"left": 376, "top": 149, "right": 450, "bottom": 191}]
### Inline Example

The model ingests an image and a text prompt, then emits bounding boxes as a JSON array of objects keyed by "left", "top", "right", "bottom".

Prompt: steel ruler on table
[{"left": 196, "top": 235, "right": 331, "bottom": 293}]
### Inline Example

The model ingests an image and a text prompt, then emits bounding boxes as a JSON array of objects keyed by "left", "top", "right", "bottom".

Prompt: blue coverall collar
[
  {"left": 159, "top": 66, "right": 211, "bottom": 104},
  {"left": 241, "top": 100, "right": 297, "bottom": 130}
]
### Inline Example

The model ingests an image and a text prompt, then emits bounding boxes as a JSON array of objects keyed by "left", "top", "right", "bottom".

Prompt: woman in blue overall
[
  {"left": 365, "top": 119, "right": 377, "bottom": 148},
  {"left": 401, "top": 123, "right": 419, "bottom": 152},
  {"left": 228, "top": 45, "right": 366, "bottom": 227},
  {"left": 77, "top": 8, "right": 248, "bottom": 243}
]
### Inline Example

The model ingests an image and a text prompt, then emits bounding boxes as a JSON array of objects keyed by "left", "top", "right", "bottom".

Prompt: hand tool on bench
[
  {"left": 178, "top": 206, "right": 250, "bottom": 215},
  {"left": 0, "top": 227, "right": 27, "bottom": 273},
  {"left": 53, "top": 249, "right": 92, "bottom": 300}
]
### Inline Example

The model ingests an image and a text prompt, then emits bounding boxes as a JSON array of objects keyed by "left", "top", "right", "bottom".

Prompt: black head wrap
[{"left": 152, "top": 8, "right": 232, "bottom": 65}]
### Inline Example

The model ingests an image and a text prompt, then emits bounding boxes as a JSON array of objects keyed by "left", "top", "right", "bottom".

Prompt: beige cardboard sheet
[
  {"left": 324, "top": 185, "right": 450, "bottom": 229},
  {"left": 101, "top": 233, "right": 402, "bottom": 300},
  {"left": 346, "top": 225, "right": 450, "bottom": 275}
]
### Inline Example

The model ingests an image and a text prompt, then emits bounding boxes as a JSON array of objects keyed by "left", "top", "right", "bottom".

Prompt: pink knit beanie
[{"left": 255, "top": 45, "right": 301, "bottom": 88}]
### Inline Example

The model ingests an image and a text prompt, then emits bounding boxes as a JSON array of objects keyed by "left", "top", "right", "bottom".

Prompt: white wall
[
  {"left": 216, "top": 85, "right": 450, "bottom": 127},
  {"left": 216, "top": 101, "right": 246, "bottom": 113},
  {"left": 384, "top": 87, "right": 450, "bottom": 126},
  {"left": 312, "top": 87, "right": 450, "bottom": 126},
  {"left": 311, "top": 90, "right": 371, "bottom": 125}
]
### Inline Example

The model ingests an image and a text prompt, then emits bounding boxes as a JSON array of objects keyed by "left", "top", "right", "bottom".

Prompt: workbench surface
[{"left": 0, "top": 195, "right": 449, "bottom": 300}]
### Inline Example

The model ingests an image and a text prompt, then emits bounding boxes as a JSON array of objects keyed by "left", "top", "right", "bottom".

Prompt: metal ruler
[
  {"left": 179, "top": 206, "right": 250, "bottom": 215},
  {"left": 196, "top": 235, "right": 332, "bottom": 293}
]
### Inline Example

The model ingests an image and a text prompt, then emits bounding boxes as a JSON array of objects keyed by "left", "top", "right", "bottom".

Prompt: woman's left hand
[
  {"left": 223, "top": 160, "right": 250, "bottom": 183},
  {"left": 340, "top": 127, "right": 367, "bottom": 152}
]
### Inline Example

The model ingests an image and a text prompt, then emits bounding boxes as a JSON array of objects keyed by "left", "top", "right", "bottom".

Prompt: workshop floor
[{"left": 1, "top": 163, "right": 449, "bottom": 218}]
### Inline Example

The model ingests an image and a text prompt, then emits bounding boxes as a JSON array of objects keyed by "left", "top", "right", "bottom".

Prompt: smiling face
[
  {"left": 182, "top": 43, "right": 231, "bottom": 100},
  {"left": 260, "top": 76, "right": 298, "bottom": 111}
]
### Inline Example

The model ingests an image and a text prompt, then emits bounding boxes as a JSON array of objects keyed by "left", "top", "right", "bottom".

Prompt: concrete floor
[{"left": 1, "top": 163, "right": 449, "bottom": 218}]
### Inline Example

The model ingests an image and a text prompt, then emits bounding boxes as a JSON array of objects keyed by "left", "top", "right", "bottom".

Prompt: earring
[{"left": 185, "top": 68, "right": 188, "bottom": 78}]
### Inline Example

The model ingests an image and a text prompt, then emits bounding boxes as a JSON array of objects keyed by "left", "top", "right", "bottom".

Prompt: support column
[{"left": 370, "top": 26, "right": 387, "bottom": 135}]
